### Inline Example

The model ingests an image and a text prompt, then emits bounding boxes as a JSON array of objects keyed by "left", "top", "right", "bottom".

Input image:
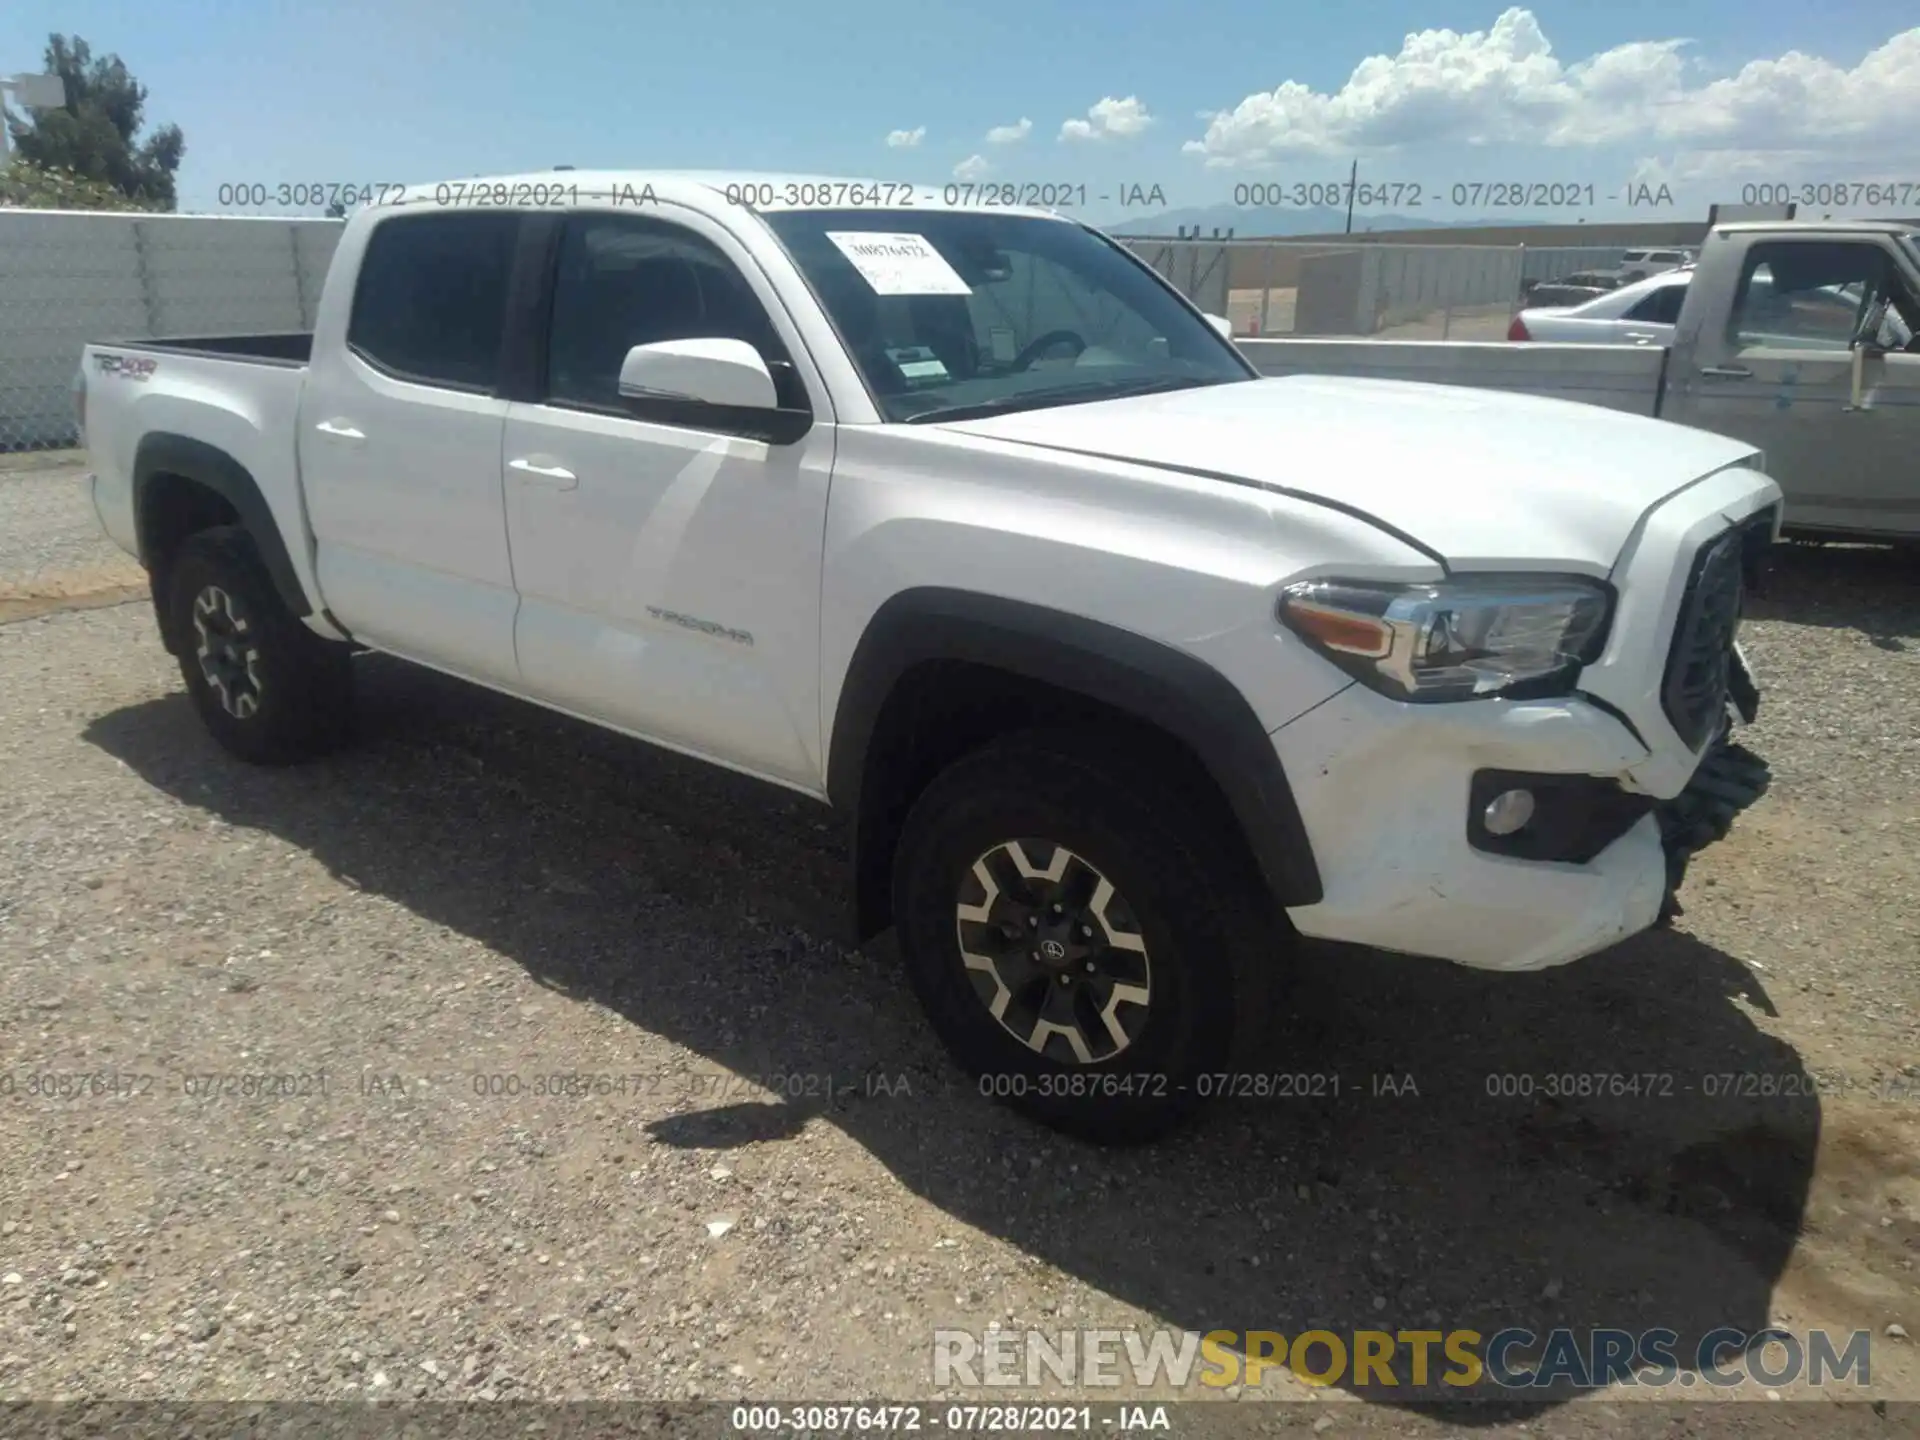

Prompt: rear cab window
[{"left": 347, "top": 212, "right": 520, "bottom": 390}]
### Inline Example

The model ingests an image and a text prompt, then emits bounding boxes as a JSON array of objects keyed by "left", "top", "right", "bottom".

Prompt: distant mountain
[{"left": 1108, "top": 203, "right": 1474, "bottom": 238}]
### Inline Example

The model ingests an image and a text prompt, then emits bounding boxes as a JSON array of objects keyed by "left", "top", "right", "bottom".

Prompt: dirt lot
[{"left": 0, "top": 452, "right": 1915, "bottom": 1436}]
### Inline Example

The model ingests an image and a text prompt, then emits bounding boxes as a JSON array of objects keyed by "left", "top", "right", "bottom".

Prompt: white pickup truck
[
  {"left": 1248, "top": 220, "right": 1920, "bottom": 542},
  {"left": 77, "top": 172, "right": 1780, "bottom": 1142}
]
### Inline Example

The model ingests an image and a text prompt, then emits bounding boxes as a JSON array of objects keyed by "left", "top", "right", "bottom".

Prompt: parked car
[
  {"left": 76, "top": 172, "right": 1780, "bottom": 1142},
  {"left": 1246, "top": 221, "right": 1920, "bottom": 542},
  {"left": 1520, "top": 268, "right": 1627, "bottom": 307},
  {"left": 1509, "top": 267, "right": 1692, "bottom": 345}
]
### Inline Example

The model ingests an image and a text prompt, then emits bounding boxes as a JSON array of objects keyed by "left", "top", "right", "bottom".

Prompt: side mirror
[
  {"left": 619, "top": 338, "right": 776, "bottom": 409},
  {"left": 616, "top": 338, "right": 811, "bottom": 444},
  {"left": 1851, "top": 297, "right": 1891, "bottom": 355},
  {"left": 1203, "top": 313, "right": 1235, "bottom": 340},
  {"left": 1843, "top": 297, "right": 1893, "bottom": 412}
]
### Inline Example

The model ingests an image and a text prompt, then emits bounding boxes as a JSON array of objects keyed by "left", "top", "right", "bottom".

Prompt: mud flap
[{"left": 1655, "top": 691, "right": 1770, "bottom": 924}]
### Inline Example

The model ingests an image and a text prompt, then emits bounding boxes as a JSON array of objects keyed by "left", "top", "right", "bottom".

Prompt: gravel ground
[{"left": 0, "top": 454, "right": 1915, "bottom": 1437}]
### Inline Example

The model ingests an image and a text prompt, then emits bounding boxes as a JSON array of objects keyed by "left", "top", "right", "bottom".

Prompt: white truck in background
[
  {"left": 77, "top": 172, "right": 1779, "bottom": 1142},
  {"left": 1248, "top": 221, "right": 1920, "bottom": 543}
]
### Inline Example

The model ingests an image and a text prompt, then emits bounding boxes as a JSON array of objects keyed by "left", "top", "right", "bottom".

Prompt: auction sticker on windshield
[{"left": 826, "top": 232, "right": 972, "bottom": 296}]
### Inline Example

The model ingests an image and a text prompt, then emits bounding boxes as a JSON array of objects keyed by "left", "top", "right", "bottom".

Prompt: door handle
[
  {"left": 1697, "top": 365, "right": 1753, "bottom": 379},
  {"left": 1624, "top": 332, "right": 1656, "bottom": 343},
  {"left": 508, "top": 457, "right": 578, "bottom": 489},
  {"left": 314, "top": 419, "right": 366, "bottom": 441}
]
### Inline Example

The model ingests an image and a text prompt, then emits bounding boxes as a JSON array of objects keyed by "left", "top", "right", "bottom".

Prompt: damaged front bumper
[
  {"left": 1272, "top": 633, "right": 1773, "bottom": 971},
  {"left": 1654, "top": 647, "right": 1770, "bottom": 921}
]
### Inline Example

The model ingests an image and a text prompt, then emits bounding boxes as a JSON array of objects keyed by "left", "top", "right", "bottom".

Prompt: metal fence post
[
  {"left": 1259, "top": 243, "right": 1273, "bottom": 336},
  {"left": 289, "top": 225, "right": 309, "bottom": 328},
  {"left": 130, "top": 218, "right": 160, "bottom": 335}
]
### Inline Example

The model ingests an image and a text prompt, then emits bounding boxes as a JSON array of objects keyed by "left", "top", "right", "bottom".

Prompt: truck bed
[
  {"left": 1237, "top": 338, "right": 1668, "bottom": 418},
  {"left": 103, "top": 332, "right": 313, "bottom": 367},
  {"left": 80, "top": 335, "right": 315, "bottom": 575}
]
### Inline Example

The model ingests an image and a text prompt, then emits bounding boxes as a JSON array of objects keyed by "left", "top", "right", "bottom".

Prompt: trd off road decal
[{"left": 94, "top": 352, "right": 159, "bottom": 381}]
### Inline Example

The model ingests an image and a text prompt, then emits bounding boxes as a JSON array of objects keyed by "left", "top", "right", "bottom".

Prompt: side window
[
  {"left": 347, "top": 213, "right": 519, "bottom": 390},
  {"left": 1625, "top": 283, "right": 1685, "bottom": 325},
  {"left": 545, "top": 214, "right": 790, "bottom": 411},
  {"left": 1730, "top": 243, "right": 1892, "bottom": 350}
]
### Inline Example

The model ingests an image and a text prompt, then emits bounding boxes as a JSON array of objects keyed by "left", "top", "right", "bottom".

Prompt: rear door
[
  {"left": 498, "top": 208, "right": 836, "bottom": 789},
  {"left": 1663, "top": 236, "right": 1920, "bottom": 536},
  {"left": 297, "top": 211, "right": 523, "bottom": 684}
]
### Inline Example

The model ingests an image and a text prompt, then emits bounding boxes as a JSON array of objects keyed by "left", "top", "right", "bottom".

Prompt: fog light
[{"left": 1483, "top": 788, "right": 1535, "bottom": 836}]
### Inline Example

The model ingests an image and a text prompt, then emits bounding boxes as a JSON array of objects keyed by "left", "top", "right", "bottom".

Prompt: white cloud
[
  {"left": 885, "top": 126, "right": 926, "bottom": 149},
  {"left": 986, "top": 117, "right": 1033, "bottom": 145},
  {"left": 1059, "top": 96, "right": 1154, "bottom": 142},
  {"left": 952, "top": 153, "right": 992, "bottom": 181},
  {"left": 1184, "top": 9, "right": 1920, "bottom": 168}
]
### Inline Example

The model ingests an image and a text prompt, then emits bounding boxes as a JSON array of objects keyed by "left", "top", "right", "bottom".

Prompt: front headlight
[{"left": 1278, "top": 575, "right": 1613, "bottom": 702}]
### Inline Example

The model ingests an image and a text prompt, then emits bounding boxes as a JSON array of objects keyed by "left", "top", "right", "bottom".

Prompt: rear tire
[
  {"left": 166, "top": 525, "right": 356, "bottom": 765},
  {"left": 892, "top": 731, "right": 1289, "bottom": 1144}
]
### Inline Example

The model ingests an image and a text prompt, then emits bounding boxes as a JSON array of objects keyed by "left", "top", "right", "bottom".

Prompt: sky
[{"left": 3, "top": 0, "right": 1919, "bottom": 227}]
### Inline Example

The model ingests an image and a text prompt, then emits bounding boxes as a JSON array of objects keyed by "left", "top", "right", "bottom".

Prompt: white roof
[
  {"left": 1711, "top": 218, "right": 1917, "bottom": 236},
  {"left": 373, "top": 170, "right": 1073, "bottom": 221}
]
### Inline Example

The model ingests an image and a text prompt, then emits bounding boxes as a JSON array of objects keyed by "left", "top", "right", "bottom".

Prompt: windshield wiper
[
  {"left": 901, "top": 375, "right": 1220, "bottom": 425},
  {"left": 1069, "top": 375, "right": 1223, "bottom": 403},
  {"left": 901, "top": 385, "right": 1122, "bottom": 425}
]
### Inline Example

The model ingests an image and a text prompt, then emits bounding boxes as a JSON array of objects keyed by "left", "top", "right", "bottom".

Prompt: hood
[{"left": 937, "top": 374, "right": 1760, "bottom": 572}]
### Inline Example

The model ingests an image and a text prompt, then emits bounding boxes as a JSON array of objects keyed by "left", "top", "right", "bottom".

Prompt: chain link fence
[
  {"left": 0, "top": 210, "right": 342, "bottom": 451},
  {"left": 1119, "top": 237, "right": 1637, "bottom": 339}
]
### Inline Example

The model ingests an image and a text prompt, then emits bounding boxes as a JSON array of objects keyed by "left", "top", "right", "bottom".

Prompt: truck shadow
[
  {"left": 1749, "top": 541, "right": 1917, "bottom": 650},
  {"left": 85, "top": 661, "right": 1821, "bottom": 1415}
]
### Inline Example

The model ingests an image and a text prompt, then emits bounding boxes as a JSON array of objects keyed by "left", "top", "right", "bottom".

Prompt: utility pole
[
  {"left": 0, "top": 72, "right": 69, "bottom": 167},
  {"left": 1343, "top": 158, "right": 1358, "bottom": 236}
]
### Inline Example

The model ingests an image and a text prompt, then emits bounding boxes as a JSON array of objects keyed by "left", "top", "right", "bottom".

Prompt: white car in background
[
  {"left": 1619, "top": 248, "right": 1696, "bottom": 282},
  {"left": 1508, "top": 268, "right": 1691, "bottom": 345}
]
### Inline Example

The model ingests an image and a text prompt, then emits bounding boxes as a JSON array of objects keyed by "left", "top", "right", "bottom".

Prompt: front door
[
  {"left": 500, "top": 209, "right": 835, "bottom": 790},
  {"left": 1664, "top": 236, "right": 1920, "bottom": 537}
]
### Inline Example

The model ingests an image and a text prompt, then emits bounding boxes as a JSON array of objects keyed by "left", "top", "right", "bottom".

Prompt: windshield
[{"left": 757, "top": 208, "right": 1254, "bottom": 422}]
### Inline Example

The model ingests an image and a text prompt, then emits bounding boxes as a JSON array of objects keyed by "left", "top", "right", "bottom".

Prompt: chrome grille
[{"left": 1661, "top": 527, "right": 1747, "bottom": 751}]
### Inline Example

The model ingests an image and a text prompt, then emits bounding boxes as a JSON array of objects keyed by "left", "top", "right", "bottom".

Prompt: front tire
[
  {"left": 892, "top": 732, "right": 1287, "bottom": 1144},
  {"left": 166, "top": 526, "right": 355, "bottom": 765}
]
